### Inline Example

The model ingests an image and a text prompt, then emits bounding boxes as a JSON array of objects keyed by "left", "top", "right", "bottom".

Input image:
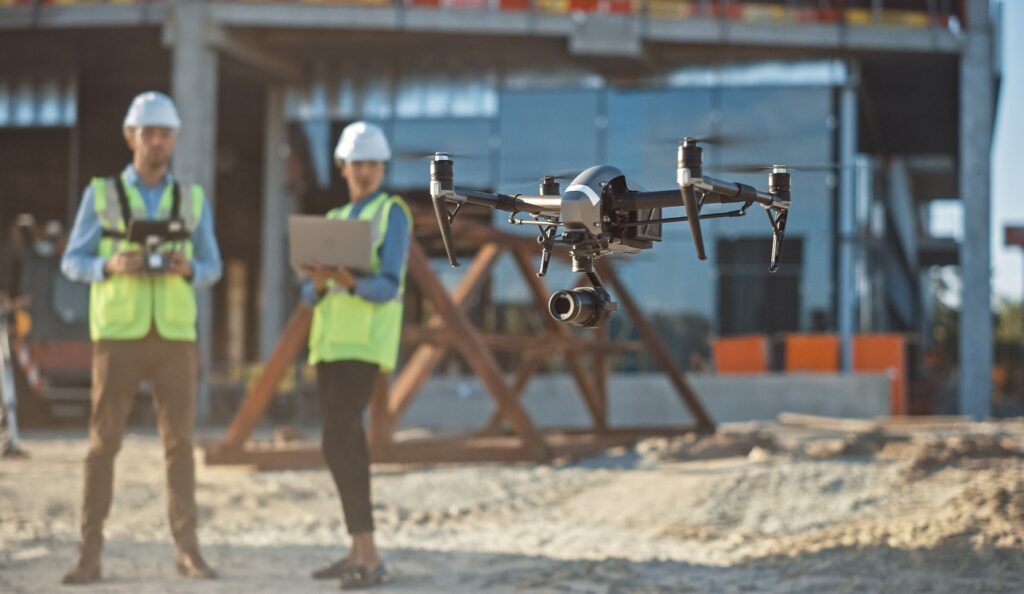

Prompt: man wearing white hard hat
[
  {"left": 60, "top": 91, "right": 222, "bottom": 584},
  {"left": 301, "top": 121, "right": 410, "bottom": 589}
]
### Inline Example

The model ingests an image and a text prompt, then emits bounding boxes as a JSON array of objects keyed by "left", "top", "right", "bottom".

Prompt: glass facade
[{"left": 283, "top": 62, "right": 838, "bottom": 331}]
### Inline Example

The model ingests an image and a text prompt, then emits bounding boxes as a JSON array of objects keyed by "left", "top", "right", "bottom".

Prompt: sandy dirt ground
[{"left": 2, "top": 420, "right": 1023, "bottom": 594}]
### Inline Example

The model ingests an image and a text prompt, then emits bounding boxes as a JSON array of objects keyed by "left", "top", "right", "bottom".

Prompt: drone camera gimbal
[{"left": 428, "top": 138, "right": 792, "bottom": 327}]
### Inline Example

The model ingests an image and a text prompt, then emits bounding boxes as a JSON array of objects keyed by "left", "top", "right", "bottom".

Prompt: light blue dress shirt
[
  {"left": 61, "top": 164, "right": 223, "bottom": 289},
  {"left": 301, "top": 191, "right": 411, "bottom": 306}
]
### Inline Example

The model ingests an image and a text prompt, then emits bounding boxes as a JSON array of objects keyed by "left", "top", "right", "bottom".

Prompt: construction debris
[{"left": 3, "top": 419, "right": 1023, "bottom": 593}]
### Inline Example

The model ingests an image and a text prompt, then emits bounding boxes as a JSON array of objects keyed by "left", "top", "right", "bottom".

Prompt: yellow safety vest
[
  {"left": 307, "top": 192, "right": 411, "bottom": 371},
  {"left": 89, "top": 174, "right": 204, "bottom": 342}
]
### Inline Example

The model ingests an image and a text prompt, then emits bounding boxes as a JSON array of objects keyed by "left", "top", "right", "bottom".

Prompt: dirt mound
[
  {"left": 637, "top": 428, "right": 779, "bottom": 462},
  {"left": 801, "top": 430, "right": 895, "bottom": 459},
  {"left": 947, "top": 478, "right": 1024, "bottom": 548},
  {"left": 903, "top": 434, "right": 1023, "bottom": 478}
]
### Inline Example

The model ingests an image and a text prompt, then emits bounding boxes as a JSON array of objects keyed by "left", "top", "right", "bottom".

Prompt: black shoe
[
  {"left": 340, "top": 563, "right": 391, "bottom": 590},
  {"left": 176, "top": 550, "right": 218, "bottom": 579},
  {"left": 313, "top": 557, "right": 354, "bottom": 580}
]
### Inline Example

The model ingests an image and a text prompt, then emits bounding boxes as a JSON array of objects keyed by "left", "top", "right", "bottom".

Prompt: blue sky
[{"left": 993, "top": 0, "right": 1023, "bottom": 300}]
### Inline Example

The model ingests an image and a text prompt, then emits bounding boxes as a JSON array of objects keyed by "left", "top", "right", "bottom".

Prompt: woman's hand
[{"left": 302, "top": 262, "right": 357, "bottom": 293}]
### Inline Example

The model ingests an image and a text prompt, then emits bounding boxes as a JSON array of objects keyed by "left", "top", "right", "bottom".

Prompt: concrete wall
[{"left": 399, "top": 372, "right": 891, "bottom": 430}]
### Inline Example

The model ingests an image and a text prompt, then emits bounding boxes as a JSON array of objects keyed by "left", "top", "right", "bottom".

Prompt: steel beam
[
  {"left": 958, "top": 0, "right": 995, "bottom": 420},
  {"left": 838, "top": 63, "right": 859, "bottom": 372},
  {"left": 171, "top": 0, "right": 219, "bottom": 425},
  {"left": 258, "top": 86, "right": 292, "bottom": 360}
]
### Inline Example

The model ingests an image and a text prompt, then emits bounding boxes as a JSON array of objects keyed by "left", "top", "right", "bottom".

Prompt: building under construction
[{"left": 0, "top": 0, "right": 1003, "bottom": 425}]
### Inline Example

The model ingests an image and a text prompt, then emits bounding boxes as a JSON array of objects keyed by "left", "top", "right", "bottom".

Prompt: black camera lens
[{"left": 548, "top": 287, "right": 611, "bottom": 328}]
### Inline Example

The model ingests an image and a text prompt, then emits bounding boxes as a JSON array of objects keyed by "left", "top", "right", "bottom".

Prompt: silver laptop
[{"left": 288, "top": 215, "right": 375, "bottom": 275}]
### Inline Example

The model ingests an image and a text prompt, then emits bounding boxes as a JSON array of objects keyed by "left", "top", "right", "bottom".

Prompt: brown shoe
[
  {"left": 61, "top": 557, "right": 101, "bottom": 585},
  {"left": 176, "top": 549, "right": 218, "bottom": 579}
]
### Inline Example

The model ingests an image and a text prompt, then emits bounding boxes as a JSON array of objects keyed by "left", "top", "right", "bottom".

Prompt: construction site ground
[{"left": 2, "top": 418, "right": 1023, "bottom": 593}]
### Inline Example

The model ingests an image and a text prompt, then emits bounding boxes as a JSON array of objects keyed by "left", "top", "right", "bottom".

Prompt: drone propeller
[
  {"left": 649, "top": 132, "right": 755, "bottom": 149},
  {"left": 394, "top": 149, "right": 484, "bottom": 160},
  {"left": 541, "top": 169, "right": 584, "bottom": 181},
  {"left": 710, "top": 163, "right": 850, "bottom": 174}
]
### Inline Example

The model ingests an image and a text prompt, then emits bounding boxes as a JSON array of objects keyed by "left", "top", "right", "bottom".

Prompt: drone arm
[
  {"left": 690, "top": 176, "right": 787, "bottom": 209},
  {"left": 430, "top": 152, "right": 563, "bottom": 268},
  {"left": 447, "top": 188, "right": 562, "bottom": 215},
  {"left": 612, "top": 179, "right": 791, "bottom": 212},
  {"left": 512, "top": 195, "right": 562, "bottom": 214}
]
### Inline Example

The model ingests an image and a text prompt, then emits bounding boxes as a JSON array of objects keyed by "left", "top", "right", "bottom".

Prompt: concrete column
[
  {"left": 837, "top": 64, "right": 859, "bottom": 372},
  {"left": 959, "top": 0, "right": 994, "bottom": 419},
  {"left": 259, "top": 87, "right": 292, "bottom": 359},
  {"left": 171, "top": 0, "right": 219, "bottom": 424}
]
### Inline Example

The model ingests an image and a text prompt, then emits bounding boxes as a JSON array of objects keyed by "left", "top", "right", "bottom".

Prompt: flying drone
[{"left": 428, "top": 138, "right": 792, "bottom": 328}]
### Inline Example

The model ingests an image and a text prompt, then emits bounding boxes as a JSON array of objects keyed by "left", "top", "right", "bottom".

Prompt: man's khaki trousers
[{"left": 79, "top": 329, "right": 199, "bottom": 555}]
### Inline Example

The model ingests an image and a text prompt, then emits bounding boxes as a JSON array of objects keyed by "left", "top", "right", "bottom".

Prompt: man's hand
[
  {"left": 301, "top": 262, "right": 356, "bottom": 293},
  {"left": 167, "top": 252, "right": 193, "bottom": 279},
  {"left": 104, "top": 252, "right": 143, "bottom": 276}
]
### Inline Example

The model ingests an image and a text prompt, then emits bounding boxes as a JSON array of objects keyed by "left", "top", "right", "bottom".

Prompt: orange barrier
[
  {"left": 711, "top": 332, "right": 909, "bottom": 415},
  {"left": 853, "top": 333, "right": 907, "bottom": 416},
  {"left": 712, "top": 335, "right": 769, "bottom": 374},
  {"left": 784, "top": 333, "right": 839, "bottom": 373}
]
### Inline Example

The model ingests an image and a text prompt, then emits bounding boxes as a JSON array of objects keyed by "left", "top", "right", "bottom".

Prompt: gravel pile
[{"left": 903, "top": 433, "right": 1024, "bottom": 477}]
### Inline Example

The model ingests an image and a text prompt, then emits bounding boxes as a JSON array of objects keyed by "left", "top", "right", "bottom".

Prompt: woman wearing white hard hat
[{"left": 301, "top": 121, "right": 410, "bottom": 589}]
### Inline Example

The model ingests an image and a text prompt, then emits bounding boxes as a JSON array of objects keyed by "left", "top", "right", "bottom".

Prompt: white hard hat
[
  {"left": 123, "top": 91, "right": 181, "bottom": 129},
  {"left": 334, "top": 121, "right": 391, "bottom": 162}
]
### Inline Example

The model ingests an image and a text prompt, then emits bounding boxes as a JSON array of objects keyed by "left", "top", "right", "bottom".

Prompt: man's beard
[{"left": 144, "top": 152, "right": 170, "bottom": 170}]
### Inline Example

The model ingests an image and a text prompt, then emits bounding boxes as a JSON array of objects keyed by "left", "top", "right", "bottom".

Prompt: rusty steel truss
[{"left": 203, "top": 216, "right": 713, "bottom": 468}]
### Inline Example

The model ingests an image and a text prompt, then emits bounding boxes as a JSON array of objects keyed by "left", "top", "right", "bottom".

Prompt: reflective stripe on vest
[
  {"left": 308, "top": 192, "right": 412, "bottom": 371},
  {"left": 89, "top": 174, "right": 204, "bottom": 342}
]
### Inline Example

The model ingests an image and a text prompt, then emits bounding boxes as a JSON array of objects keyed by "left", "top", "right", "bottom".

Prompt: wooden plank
[
  {"left": 402, "top": 326, "right": 634, "bottom": 352},
  {"left": 204, "top": 443, "right": 324, "bottom": 470},
  {"left": 876, "top": 415, "right": 971, "bottom": 426},
  {"left": 509, "top": 246, "right": 608, "bottom": 430},
  {"left": 407, "top": 242, "right": 550, "bottom": 461},
  {"left": 545, "top": 425, "right": 696, "bottom": 438},
  {"left": 779, "top": 413, "right": 971, "bottom": 434},
  {"left": 222, "top": 305, "right": 313, "bottom": 449},
  {"left": 777, "top": 412, "right": 880, "bottom": 433},
  {"left": 206, "top": 426, "right": 694, "bottom": 469},
  {"left": 376, "top": 439, "right": 540, "bottom": 464},
  {"left": 595, "top": 259, "right": 715, "bottom": 433}
]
